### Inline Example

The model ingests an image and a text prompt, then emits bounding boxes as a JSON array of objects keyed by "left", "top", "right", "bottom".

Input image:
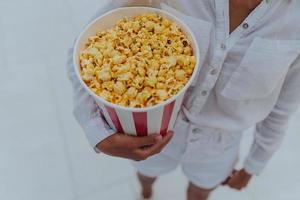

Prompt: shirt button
[
  {"left": 189, "top": 138, "right": 199, "bottom": 143},
  {"left": 220, "top": 43, "right": 226, "bottom": 50},
  {"left": 192, "top": 128, "right": 202, "bottom": 134},
  {"left": 201, "top": 90, "right": 208, "bottom": 96},
  {"left": 182, "top": 116, "right": 190, "bottom": 123},
  {"left": 242, "top": 23, "right": 249, "bottom": 29},
  {"left": 210, "top": 69, "right": 218, "bottom": 75}
]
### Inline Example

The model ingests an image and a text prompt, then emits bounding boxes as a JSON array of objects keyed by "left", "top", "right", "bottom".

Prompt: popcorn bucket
[{"left": 73, "top": 7, "right": 200, "bottom": 136}]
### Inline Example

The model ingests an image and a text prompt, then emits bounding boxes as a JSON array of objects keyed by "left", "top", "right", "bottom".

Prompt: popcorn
[
  {"left": 80, "top": 13, "right": 196, "bottom": 108},
  {"left": 113, "top": 81, "right": 126, "bottom": 95},
  {"left": 145, "top": 76, "right": 157, "bottom": 87},
  {"left": 99, "top": 90, "right": 111, "bottom": 101},
  {"left": 112, "top": 54, "right": 126, "bottom": 65},
  {"left": 98, "top": 68, "right": 111, "bottom": 81},
  {"left": 117, "top": 72, "right": 133, "bottom": 81},
  {"left": 81, "top": 67, "right": 94, "bottom": 81},
  {"left": 161, "top": 56, "right": 177, "bottom": 67},
  {"left": 175, "top": 69, "right": 186, "bottom": 81},
  {"left": 137, "top": 67, "right": 146, "bottom": 77},
  {"left": 137, "top": 90, "right": 152, "bottom": 104},
  {"left": 156, "top": 89, "right": 168, "bottom": 101},
  {"left": 127, "top": 87, "right": 138, "bottom": 98}
]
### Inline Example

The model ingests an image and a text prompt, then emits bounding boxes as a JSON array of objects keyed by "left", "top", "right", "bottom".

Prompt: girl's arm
[{"left": 244, "top": 57, "right": 300, "bottom": 175}]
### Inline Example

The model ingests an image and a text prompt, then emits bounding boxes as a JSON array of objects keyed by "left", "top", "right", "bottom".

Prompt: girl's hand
[
  {"left": 96, "top": 131, "right": 174, "bottom": 161},
  {"left": 223, "top": 169, "right": 252, "bottom": 190}
]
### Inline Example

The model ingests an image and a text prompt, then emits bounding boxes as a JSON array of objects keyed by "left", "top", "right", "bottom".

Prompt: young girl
[{"left": 67, "top": 0, "right": 300, "bottom": 199}]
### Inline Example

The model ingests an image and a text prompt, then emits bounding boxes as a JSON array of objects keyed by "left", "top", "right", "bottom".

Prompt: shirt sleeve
[
  {"left": 67, "top": 47, "right": 116, "bottom": 150},
  {"left": 244, "top": 58, "right": 300, "bottom": 175},
  {"left": 67, "top": 0, "right": 162, "bottom": 151}
]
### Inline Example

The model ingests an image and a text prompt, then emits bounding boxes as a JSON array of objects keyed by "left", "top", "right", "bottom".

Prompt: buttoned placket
[
  {"left": 185, "top": 0, "right": 273, "bottom": 145},
  {"left": 187, "top": 0, "right": 272, "bottom": 115},
  {"left": 187, "top": 0, "right": 229, "bottom": 114}
]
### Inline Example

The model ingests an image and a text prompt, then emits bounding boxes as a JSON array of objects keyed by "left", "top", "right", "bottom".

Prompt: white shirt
[{"left": 67, "top": 0, "right": 300, "bottom": 175}]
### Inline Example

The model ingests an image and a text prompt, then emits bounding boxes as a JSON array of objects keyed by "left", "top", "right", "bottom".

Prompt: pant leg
[{"left": 181, "top": 125, "right": 242, "bottom": 189}]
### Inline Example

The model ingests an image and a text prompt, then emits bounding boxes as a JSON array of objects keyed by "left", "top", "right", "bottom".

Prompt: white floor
[{"left": 0, "top": 0, "right": 299, "bottom": 200}]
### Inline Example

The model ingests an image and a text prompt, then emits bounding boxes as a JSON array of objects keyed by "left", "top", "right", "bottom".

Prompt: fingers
[
  {"left": 225, "top": 169, "right": 251, "bottom": 191},
  {"left": 122, "top": 133, "right": 162, "bottom": 148},
  {"left": 133, "top": 131, "right": 174, "bottom": 161},
  {"left": 226, "top": 172, "right": 241, "bottom": 189},
  {"left": 221, "top": 169, "right": 237, "bottom": 185},
  {"left": 144, "top": 131, "right": 174, "bottom": 154},
  {"left": 227, "top": 177, "right": 244, "bottom": 190},
  {"left": 111, "top": 131, "right": 174, "bottom": 161},
  {"left": 221, "top": 177, "right": 231, "bottom": 186},
  {"left": 135, "top": 134, "right": 163, "bottom": 147}
]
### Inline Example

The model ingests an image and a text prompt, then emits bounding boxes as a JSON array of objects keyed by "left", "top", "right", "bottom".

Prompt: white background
[{"left": 0, "top": 0, "right": 299, "bottom": 199}]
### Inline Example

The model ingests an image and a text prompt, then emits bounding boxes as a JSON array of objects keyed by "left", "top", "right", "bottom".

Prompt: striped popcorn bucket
[{"left": 74, "top": 7, "right": 200, "bottom": 136}]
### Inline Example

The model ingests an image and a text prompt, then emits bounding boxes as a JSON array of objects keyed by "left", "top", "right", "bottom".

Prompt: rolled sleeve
[
  {"left": 244, "top": 120, "right": 288, "bottom": 175},
  {"left": 244, "top": 59, "right": 300, "bottom": 175},
  {"left": 82, "top": 112, "right": 116, "bottom": 148},
  {"left": 67, "top": 47, "right": 116, "bottom": 150},
  {"left": 244, "top": 144, "right": 268, "bottom": 175}
]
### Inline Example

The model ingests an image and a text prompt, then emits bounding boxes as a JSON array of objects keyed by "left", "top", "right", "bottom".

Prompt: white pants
[{"left": 132, "top": 112, "right": 242, "bottom": 189}]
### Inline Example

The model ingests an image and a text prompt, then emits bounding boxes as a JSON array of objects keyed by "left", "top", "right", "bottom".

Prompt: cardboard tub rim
[{"left": 73, "top": 6, "right": 200, "bottom": 113}]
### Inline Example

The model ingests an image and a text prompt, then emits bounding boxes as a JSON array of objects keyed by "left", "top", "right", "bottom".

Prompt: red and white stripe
[{"left": 97, "top": 93, "right": 185, "bottom": 136}]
